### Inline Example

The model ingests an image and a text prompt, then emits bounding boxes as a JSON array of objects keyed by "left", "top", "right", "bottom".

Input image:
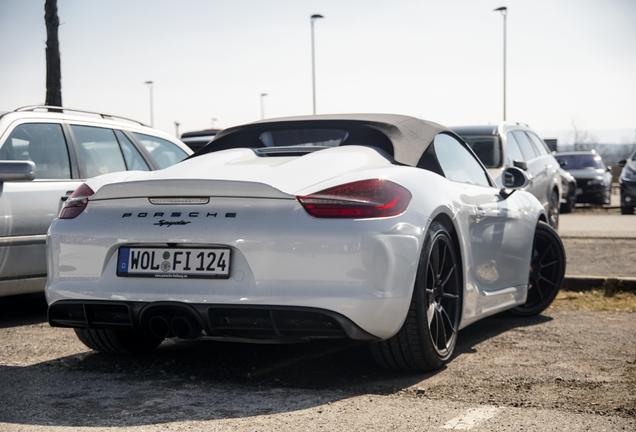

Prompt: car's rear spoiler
[{"left": 92, "top": 179, "right": 296, "bottom": 201}]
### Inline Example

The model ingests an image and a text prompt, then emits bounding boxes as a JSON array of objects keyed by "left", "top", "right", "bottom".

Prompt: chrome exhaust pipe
[
  {"left": 149, "top": 315, "right": 171, "bottom": 339},
  {"left": 171, "top": 315, "right": 202, "bottom": 339}
]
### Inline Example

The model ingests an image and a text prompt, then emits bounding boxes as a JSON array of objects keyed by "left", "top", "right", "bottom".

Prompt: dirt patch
[{"left": 551, "top": 290, "right": 636, "bottom": 312}]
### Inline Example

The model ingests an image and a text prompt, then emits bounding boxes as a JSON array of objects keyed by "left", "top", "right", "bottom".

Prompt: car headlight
[{"left": 621, "top": 166, "right": 636, "bottom": 181}]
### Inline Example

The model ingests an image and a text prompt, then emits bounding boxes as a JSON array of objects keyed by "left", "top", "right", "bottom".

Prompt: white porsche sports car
[{"left": 46, "top": 114, "right": 566, "bottom": 371}]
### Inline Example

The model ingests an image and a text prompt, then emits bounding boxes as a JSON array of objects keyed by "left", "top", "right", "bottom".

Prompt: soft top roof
[{"left": 194, "top": 114, "right": 452, "bottom": 168}]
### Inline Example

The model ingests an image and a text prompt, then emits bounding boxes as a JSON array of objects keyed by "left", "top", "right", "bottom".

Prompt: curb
[{"left": 562, "top": 276, "right": 636, "bottom": 294}]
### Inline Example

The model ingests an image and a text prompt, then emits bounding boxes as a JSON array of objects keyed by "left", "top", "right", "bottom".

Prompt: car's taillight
[
  {"left": 296, "top": 179, "right": 412, "bottom": 219},
  {"left": 59, "top": 183, "right": 95, "bottom": 219}
]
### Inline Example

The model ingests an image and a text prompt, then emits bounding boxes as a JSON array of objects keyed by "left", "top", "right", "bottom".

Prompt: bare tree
[
  {"left": 570, "top": 119, "right": 599, "bottom": 151},
  {"left": 45, "top": 0, "right": 62, "bottom": 108}
]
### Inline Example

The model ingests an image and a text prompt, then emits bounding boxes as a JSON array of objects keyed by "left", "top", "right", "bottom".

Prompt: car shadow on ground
[
  {"left": 0, "top": 292, "right": 48, "bottom": 329},
  {"left": 0, "top": 301, "right": 553, "bottom": 428}
]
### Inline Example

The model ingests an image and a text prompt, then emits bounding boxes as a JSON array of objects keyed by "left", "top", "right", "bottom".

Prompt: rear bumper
[
  {"left": 46, "top": 197, "right": 428, "bottom": 340},
  {"left": 576, "top": 185, "right": 610, "bottom": 204},
  {"left": 48, "top": 300, "right": 378, "bottom": 342}
]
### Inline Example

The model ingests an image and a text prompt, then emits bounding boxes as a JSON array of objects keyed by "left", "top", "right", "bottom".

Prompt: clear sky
[{"left": 1, "top": 0, "right": 635, "bottom": 144}]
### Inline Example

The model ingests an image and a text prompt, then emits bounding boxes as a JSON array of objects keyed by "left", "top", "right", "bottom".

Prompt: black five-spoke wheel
[
  {"left": 370, "top": 221, "right": 461, "bottom": 371},
  {"left": 512, "top": 221, "right": 566, "bottom": 316}
]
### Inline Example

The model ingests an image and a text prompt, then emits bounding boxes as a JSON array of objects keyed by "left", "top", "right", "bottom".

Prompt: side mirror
[
  {"left": 500, "top": 166, "right": 530, "bottom": 199},
  {"left": 618, "top": 159, "right": 626, "bottom": 168},
  {"left": 606, "top": 166, "right": 612, "bottom": 173},
  {"left": 558, "top": 159, "right": 567, "bottom": 168},
  {"left": 513, "top": 160, "right": 528, "bottom": 171},
  {"left": 0, "top": 160, "right": 36, "bottom": 182}
]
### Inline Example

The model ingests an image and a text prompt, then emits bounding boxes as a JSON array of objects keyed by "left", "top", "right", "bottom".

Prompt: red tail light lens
[
  {"left": 59, "top": 183, "right": 95, "bottom": 219},
  {"left": 297, "top": 179, "right": 412, "bottom": 219}
]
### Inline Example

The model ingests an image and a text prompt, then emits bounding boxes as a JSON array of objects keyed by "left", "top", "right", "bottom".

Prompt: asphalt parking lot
[{"left": 0, "top": 192, "right": 634, "bottom": 432}]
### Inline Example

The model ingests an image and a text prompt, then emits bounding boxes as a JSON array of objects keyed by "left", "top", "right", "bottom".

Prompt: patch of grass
[{"left": 550, "top": 290, "right": 636, "bottom": 313}]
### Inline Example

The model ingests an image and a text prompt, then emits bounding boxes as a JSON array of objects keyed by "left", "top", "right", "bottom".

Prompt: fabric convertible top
[{"left": 193, "top": 114, "right": 454, "bottom": 168}]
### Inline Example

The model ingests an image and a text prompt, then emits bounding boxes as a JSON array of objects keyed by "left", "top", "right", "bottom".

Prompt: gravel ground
[
  {"left": 0, "top": 294, "right": 634, "bottom": 431},
  {"left": 562, "top": 238, "right": 636, "bottom": 278}
]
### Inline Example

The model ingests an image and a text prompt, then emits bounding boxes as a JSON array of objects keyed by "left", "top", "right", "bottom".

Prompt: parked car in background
[
  {"left": 0, "top": 106, "right": 193, "bottom": 297},
  {"left": 45, "top": 114, "right": 565, "bottom": 371},
  {"left": 559, "top": 167, "right": 577, "bottom": 213},
  {"left": 452, "top": 122, "right": 561, "bottom": 228},
  {"left": 180, "top": 129, "right": 221, "bottom": 152},
  {"left": 554, "top": 150, "right": 612, "bottom": 206},
  {"left": 618, "top": 148, "right": 636, "bottom": 214}
]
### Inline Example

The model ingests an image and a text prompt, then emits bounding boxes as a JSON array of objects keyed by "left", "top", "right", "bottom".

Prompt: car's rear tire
[
  {"left": 511, "top": 221, "right": 565, "bottom": 316},
  {"left": 560, "top": 184, "right": 576, "bottom": 214},
  {"left": 621, "top": 205, "right": 634, "bottom": 215},
  {"left": 548, "top": 189, "right": 560, "bottom": 229},
  {"left": 370, "top": 221, "right": 461, "bottom": 371},
  {"left": 74, "top": 328, "right": 164, "bottom": 354}
]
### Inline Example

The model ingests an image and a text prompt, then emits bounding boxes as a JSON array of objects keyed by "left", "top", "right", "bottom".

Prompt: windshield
[
  {"left": 259, "top": 129, "right": 348, "bottom": 147},
  {"left": 555, "top": 154, "right": 604, "bottom": 170},
  {"left": 459, "top": 135, "right": 502, "bottom": 168}
]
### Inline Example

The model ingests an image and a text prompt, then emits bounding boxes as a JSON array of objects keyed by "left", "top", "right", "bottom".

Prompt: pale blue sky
[{"left": 1, "top": 0, "right": 635, "bottom": 144}]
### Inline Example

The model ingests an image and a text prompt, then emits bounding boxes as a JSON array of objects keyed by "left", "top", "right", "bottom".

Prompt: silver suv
[
  {"left": 452, "top": 122, "right": 561, "bottom": 228},
  {"left": 0, "top": 106, "right": 192, "bottom": 297}
]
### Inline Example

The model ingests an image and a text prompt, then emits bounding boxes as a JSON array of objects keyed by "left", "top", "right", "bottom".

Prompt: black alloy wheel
[
  {"left": 548, "top": 189, "right": 560, "bottom": 229},
  {"left": 512, "top": 221, "right": 566, "bottom": 316},
  {"left": 370, "top": 221, "right": 461, "bottom": 371}
]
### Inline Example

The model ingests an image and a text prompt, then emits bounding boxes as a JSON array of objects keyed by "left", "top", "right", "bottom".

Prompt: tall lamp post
[
  {"left": 310, "top": 14, "right": 323, "bottom": 115},
  {"left": 493, "top": 7, "right": 507, "bottom": 121},
  {"left": 144, "top": 80, "right": 154, "bottom": 127},
  {"left": 260, "top": 93, "right": 268, "bottom": 120}
]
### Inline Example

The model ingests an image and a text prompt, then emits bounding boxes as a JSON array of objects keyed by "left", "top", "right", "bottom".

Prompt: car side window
[
  {"left": 71, "top": 125, "right": 128, "bottom": 178},
  {"left": 434, "top": 133, "right": 491, "bottom": 187},
  {"left": 114, "top": 130, "right": 150, "bottom": 171},
  {"left": 505, "top": 133, "right": 525, "bottom": 164},
  {"left": 511, "top": 131, "right": 537, "bottom": 161},
  {"left": 0, "top": 123, "right": 71, "bottom": 179},
  {"left": 133, "top": 133, "right": 188, "bottom": 169},
  {"left": 526, "top": 132, "right": 549, "bottom": 156}
]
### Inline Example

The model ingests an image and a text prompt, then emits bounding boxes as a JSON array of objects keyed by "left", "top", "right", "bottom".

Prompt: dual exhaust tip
[{"left": 148, "top": 314, "right": 201, "bottom": 339}]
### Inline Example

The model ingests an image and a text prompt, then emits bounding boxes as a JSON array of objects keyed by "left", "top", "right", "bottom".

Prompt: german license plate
[{"left": 117, "top": 247, "right": 231, "bottom": 279}]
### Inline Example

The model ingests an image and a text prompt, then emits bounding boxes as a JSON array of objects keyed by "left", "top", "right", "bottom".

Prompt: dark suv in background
[
  {"left": 452, "top": 122, "right": 561, "bottom": 228},
  {"left": 554, "top": 150, "right": 612, "bottom": 206}
]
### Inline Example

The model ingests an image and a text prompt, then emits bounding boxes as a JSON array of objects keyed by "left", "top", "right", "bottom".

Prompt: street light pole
[
  {"left": 494, "top": 7, "right": 507, "bottom": 121},
  {"left": 144, "top": 80, "right": 154, "bottom": 127},
  {"left": 174, "top": 121, "right": 180, "bottom": 137},
  {"left": 310, "top": 14, "right": 324, "bottom": 115},
  {"left": 260, "top": 93, "right": 268, "bottom": 120}
]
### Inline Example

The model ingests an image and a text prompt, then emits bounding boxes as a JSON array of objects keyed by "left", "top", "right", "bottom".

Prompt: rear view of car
[
  {"left": 45, "top": 114, "right": 566, "bottom": 371},
  {"left": 554, "top": 150, "right": 612, "bottom": 206}
]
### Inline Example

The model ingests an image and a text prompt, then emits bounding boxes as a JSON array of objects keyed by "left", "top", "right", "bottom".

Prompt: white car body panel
[{"left": 46, "top": 145, "right": 542, "bottom": 339}]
